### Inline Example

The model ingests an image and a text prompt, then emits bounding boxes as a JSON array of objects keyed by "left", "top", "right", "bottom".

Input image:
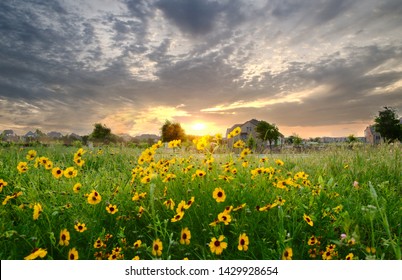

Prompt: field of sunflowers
[{"left": 0, "top": 130, "right": 401, "bottom": 260}]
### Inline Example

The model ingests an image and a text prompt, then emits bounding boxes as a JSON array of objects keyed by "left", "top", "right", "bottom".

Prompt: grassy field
[{"left": 0, "top": 139, "right": 401, "bottom": 260}]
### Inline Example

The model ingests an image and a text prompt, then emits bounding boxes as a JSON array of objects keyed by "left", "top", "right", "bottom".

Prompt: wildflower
[
  {"left": 217, "top": 212, "right": 232, "bottom": 225},
  {"left": 68, "top": 248, "right": 79, "bottom": 260},
  {"left": 274, "top": 196, "right": 286, "bottom": 206},
  {"left": 353, "top": 181, "right": 360, "bottom": 189},
  {"left": 94, "top": 238, "right": 104, "bottom": 249},
  {"left": 212, "top": 187, "right": 226, "bottom": 203},
  {"left": 73, "top": 183, "right": 81, "bottom": 193},
  {"left": 133, "top": 240, "right": 142, "bottom": 249},
  {"left": 138, "top": 206, "right": 145, "bottom": 217},
  {"left": 231, "top": 127, "right": 241, "bottom": 137},
  {"left": 74, "top": 157, "right": 85, "bottom": 167},
  {"left": 238, "top": 233, "right": 249, "bottom": 251},
  {"left": 26, "top": 150, "right": 37, "bottom": 161},
  {"left": 152, "top": 239, "right": 163, "bottom": 257},
  {"left": 345, "top": 253, "right": 354, "bottom": 260},
  {"left": 176, "top": 200, "right": 187, "bottom": 213},
  {"left": 209, "top": 235, "right": 227, "bottom": 255},
  {"left": 309, "top": 248, "right": 318, "bottom": 258},
  {"left": 282, "top": 247, "right": 293, "bottom": 260},
  {"left": 24, "top": 248, "right": 47, "bottom": 260},
  {"left": 132, "top": 256, "right": 140, "bottom": 260},
  {"left": 183, "top": 197, "right": 195, "bottom": 210},
  {"left": 141, "top": 175, "right": 152, "bottom": 184},
  {"left": 64, "top": 167, "right": 78, "bottom": 178},
  {"left": 163, "top": 173, "right": 176, "bottom": 183},
  {"left": 180, "top": 228, "right": 191, "bottom": 245},
  {"left": 17, "top": 162, "right": 28, "bottom": 173},
  {"left": 240, "top": 148, "right": 252, "bottom": 157},
  {"left": 233, "top": 140, "right": 245, "bottom": 149},
  {"left": 275, "top": 159, "right": 284, "bottom": 166},
  {"left": 171, "top": 211, "right": 185, "bottom": 222},
  {"left": 303, "top": 214, "right": 314, "bottom": 226},
  {"left": 87, "top": 190, "right": 102, "bottom": 205},
  {"left": 195, "top": 169, "right": 206, "bottom": 177},
  {"left": 233, "top": 203, "right": 246, "bottom": 211},
  {"left": 163, "top": 198, "right": 175, "bottom": 210},
  {"left": 218, "top": 174, "right": 234, "bottom": 182},
  {"left": 308, "top": 235, "right": 318, "bottom": 246},
  {"left": 74, "top": 148, "right": 86, "bottom": 158},
  {"left": 0, "top": 179, "right": 8, "bottom": 193},
  {"left": 33, "top": 203, "right": 43, "bottom": 220},
  {"left": 74, "top": 222, "right": 87, "bottom": 233},
  {"left": 59, "top": 229, "right": 70, "bottom": 246},
  {"left": 106, "top": 204, "right": 118, "bottom": 214},
  {"left": 52, "top": 167, "right": 63, "bottom": 179},
  {"left": 366, "top": 247, "right": 376, "bottom": 254},
  {"left": 44, "top": 161, "right": 53, "bottom": 170}
]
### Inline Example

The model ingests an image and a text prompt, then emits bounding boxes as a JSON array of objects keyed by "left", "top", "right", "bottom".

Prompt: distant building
[
  {"left": 47, "top": 131, "right": 63, "bottom": 139},
  {"left": 24, "top": 131, "right": 38, "bottom": 138},
  {"left": 225, "top": 119, "right": 285, "bottom": 147},
  {"left": 364, "top": 126, "right": 382, "bottom": 144}
]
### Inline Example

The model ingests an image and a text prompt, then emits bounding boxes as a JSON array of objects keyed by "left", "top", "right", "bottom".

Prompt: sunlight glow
[{"left": 192, "top": 122, "right": 206, "bottom": 131}]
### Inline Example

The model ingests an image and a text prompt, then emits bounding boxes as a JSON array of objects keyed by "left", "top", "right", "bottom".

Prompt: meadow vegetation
[{"left": 0, "top": 131, "right": 400, "bottom": 260}]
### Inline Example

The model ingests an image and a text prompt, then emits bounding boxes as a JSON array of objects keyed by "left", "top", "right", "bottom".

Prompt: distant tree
[
  {"left": 287, "top": 134, "right": 303, "bottom": 146},
  {"left": 89, "top": 123, "right": 114, "bottom": 144},
  {"left": 161, "top": 120, "right": 186, "bottom": 142},
  {"left": 247, "top": 135, "right": 256, "bottom": 150},
  {"left": 374, "top": 107, "right": 402, "bottom": 143},
  {"left": 256, "top": 121, "right": 281, "bottom": 150},
  {"left": 347, "top": 134, "right": 358, "bottom": 143}
]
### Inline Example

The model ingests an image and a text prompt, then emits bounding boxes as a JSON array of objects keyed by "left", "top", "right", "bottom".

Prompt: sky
[{"left": 1, "top": 0, "right": 402, "bottom": 138}]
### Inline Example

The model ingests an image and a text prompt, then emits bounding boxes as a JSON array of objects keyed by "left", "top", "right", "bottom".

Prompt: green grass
[{"left": 0, "top": 142, "right": 400, "bottom": 260}]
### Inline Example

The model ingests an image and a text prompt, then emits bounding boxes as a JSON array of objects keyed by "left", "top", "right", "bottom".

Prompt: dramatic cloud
[{"left": 1, "top": 0, "right": 401, "bottom": 138}]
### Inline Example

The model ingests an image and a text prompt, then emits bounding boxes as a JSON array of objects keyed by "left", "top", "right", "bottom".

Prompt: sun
[{"left": 192, "top": 122, "right": 207, "bottom": 131}]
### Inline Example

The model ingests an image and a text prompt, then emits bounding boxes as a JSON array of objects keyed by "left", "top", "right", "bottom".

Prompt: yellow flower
[
  {"left": 44, "top": 161, "right": 53, "bottom": 170},
  {"left": 68, "top": 248, "right": 79, "bottom": 260},
  {"left": 195, "top": 169, "right": 206, "bottom": 177},
  {"left": 74, "top": 157, "right": 85, "bottom": 167},
  {"left": 73, "top": 183, "right": 81, "bottom": 193},
  {"left": 238, "top": 233, "right": 249, "bottom": 251},
  {"left": 133, "top": 240, "right": 142, "bottom": 249},
  {"left": 24, "top": 248, "right": 47, "bottom": 260},
  {"left": 209, "top": 235, "right": 227, "bottom": 255},
  {"left": 33, "top": 203, "right": 43, "bottom": 220},
  {"left": 217, "top": 212, "right": 232, "bottom": 225},
  {"left": 74, "top": 148, "right": 86, "bottom": 158},
  {"left": 275, "top": 159, "right": 284, "bottom": 166},
  {"left": 94, "top": 237, "right": 104, "bottom": 248},
  {"left": 152, "top": 239, "right": 163, "bottom": 256},
  {"left": 0, "top": 179, "right": 8, "bottom": 193},
  {"left": 180, "top": 227, "right": 191, "bottom": 245},
  {"left": 26, "top": 150, "right": 37, "bottom": 161},
  {"left": 59, "top": 229, "right": 70, "bottom": 246},
  {"left": 87, "top": 190, "right": 102, "bottom": 205},
  {"left": 74, "top": 222, "right": 87, "bottom": 232},
  {"left": 183, "top": 196, "right": 195, "bottom": 210},
  {"left": 106, "top": 204, "right": 118, "bottom": 214},
  {"left": 17, "top": 162, "right": 28, "bottom": 173},
  {"left": 52, "top": 167, "right": 63, "bottom": 179},
  {"left": 303, "top": 214, "right": 314, "bottom": 226},
  {"left": 233, "top": 140, "right": 245, "bottom": 148},
  {"left": 64, "top": 167, "right": 78, "bottom": 178},
  {"left": 171, "top": 211, "right": 185, "bottom": 222},
  {"left": 212, "top": 187, "right": 226, "bottom": 203},
  {"left": 163, "top": 198, "right": 175, "bottom": 210},
  {"left": 345, "top": 253, "right": 354, "bottom": 260},
  {"left": 282, "top": 247, "right": 293, "bottom": 260}
]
